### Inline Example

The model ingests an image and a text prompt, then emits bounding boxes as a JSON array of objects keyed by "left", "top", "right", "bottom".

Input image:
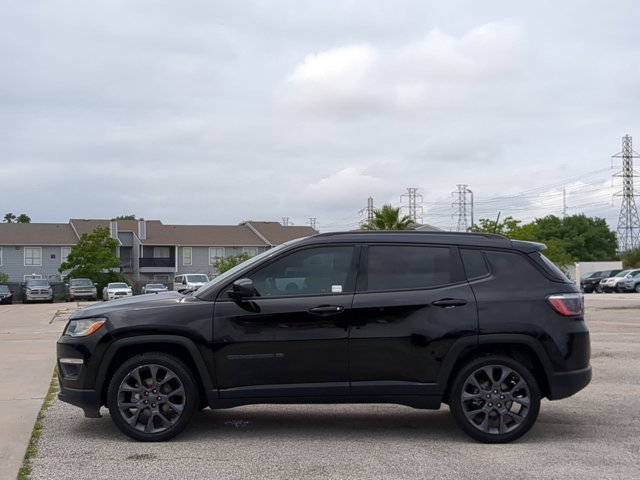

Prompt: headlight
[{"left": 65, "top": 318, "right": 106, "bottom": 337}]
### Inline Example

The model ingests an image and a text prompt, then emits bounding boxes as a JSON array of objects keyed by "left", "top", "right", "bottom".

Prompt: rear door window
[{"left": 361, "top": 245, "right": 455, "bottom": 291}]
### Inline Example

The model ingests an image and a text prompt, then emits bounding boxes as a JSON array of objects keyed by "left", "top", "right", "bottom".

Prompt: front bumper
[
  {"left": 547, "top": 365, "right": 592, "bottom": 400},
  {"left": 25, "top": 292, "right": 53, "bottom": 301},
  {"left": 57, "top": 384, "right": 102, "bottom": 418}
]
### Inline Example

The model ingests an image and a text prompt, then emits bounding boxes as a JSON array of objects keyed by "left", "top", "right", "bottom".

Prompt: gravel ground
[{"left": 29, "top": 295, "right": 640, "bottom": 480}]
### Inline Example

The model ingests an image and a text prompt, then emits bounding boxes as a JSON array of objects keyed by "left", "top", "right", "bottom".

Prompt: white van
[{"left": 173, "top": 274, "right": 209, "bottom": 292}]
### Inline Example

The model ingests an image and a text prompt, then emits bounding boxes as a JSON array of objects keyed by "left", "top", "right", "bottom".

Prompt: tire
[
  {"left": 595, "top": 284, "right": 603, "bottom": 293},
  {"left": 635, "top": 284, "right": 640, "bottom": 293},
  {"left": 449, "top": 355, "right": 541, "bottom": 443},
  {"left": 107, "top": 353, "right": 198, "bottom": 442}
]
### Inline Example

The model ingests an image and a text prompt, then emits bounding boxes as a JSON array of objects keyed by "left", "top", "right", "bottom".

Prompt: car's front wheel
[
  {"left": 107, "top": 353, "right": 198, "bottom": 442},
  {"left": 449, "top": 355, "right": 541, "bottom": 443}
]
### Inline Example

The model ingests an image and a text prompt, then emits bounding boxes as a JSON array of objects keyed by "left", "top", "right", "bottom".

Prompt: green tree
[
  {"left": 3, "top": 213, "right": 30, "bottom": 223},
  {"left": 0, "top": 272, "right": 8, "bottom": 283},
  {"left": 213, "top": 252, "right": 251, "bottom": 274},
  {"left": 469, "top": 214, "right": 617, "bottom": 268},
  {"left": 621, "top": 247, "right": 640, "bottom": 268},
  {"left": 534, "top": 214, "right": 617, "bottom": 261},
  {"left": 362, "top": 204, "right": 415, "bottom": 230},
  {"left": 59, "top": 227, "right": 121, "bottom": 291},
  {"left": 113, "top": 215, "right": 139, "bottom": 220}
]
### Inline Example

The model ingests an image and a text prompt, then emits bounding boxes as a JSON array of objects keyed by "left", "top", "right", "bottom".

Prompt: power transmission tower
[
  {"left": 612, "top": 134, "right": 640, "bottom": 252},
  {"left": 282, "top": 217, "right": 290, "bottom": 226},
  {"left": 452, "top": 184, "right": 474, "bottom": 232},
  {"left": 308, "top": 217, "right": 319, "bottom": 230},
  {"left": 359, "top": 196, "right": 375, "bottom": 227},
  {"left": 400, "top": 188, "right": 423, "bottom": 224}
]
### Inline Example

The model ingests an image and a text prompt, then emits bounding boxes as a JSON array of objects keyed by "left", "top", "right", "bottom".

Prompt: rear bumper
[{"left": 547, "top": 365, "right": 592, "bottom": 400}]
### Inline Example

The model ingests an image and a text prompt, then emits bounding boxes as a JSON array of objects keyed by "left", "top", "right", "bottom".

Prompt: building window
[
  {"left": 0, "top": 247, "right": 2, "bottom": 266},
  {"left": 209, "top": 247, "right": 225, "bottom": 265},
  {"left": 24, "top": 247, "right": 42, "bottom": 266},
  {"left": 243, "top": 247, "right": 259, "bottom": 257},
  {"left": 183, "top": 247, "right": 192, "bottom": 266},
  {"left": 24, "top": 274, "right": 42, "bottom": 281},
  {"left": 61, "top": 247, "right": 71, "bottom": 264},
  {"left": 154, "top": 247, "right": 170, "bottom": 258}
]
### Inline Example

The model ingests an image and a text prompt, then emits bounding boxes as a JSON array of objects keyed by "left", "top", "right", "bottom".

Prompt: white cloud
[{"left": 281, "top": 22, "right": 526, "bottom": 117}]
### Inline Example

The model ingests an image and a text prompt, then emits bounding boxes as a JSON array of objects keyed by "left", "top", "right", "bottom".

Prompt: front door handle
[
  {"left": 432, "top": 298, "right": 467, "bottom": 308},
  {"left": 309, "top": 305, "right": 345, "bottom": 316}
]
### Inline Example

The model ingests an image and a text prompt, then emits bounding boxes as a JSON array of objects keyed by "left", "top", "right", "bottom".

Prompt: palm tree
[
  {"left": 362, "top": 204, "right": 415, "bottom": 230},
  {"left": 3, "top": 213, "right": 16, "bottom": 223},
  {"left": 16, "top": 214, "right": 31, "bottom": 223}
]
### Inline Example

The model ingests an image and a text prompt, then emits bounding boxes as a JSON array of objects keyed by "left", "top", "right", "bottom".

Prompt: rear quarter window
[{"left": 484, "top": 250, "right": 552, "bottom": 287}]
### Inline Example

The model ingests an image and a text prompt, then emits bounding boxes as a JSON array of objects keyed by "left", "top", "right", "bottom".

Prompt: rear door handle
[
  {"left": 309, "top": 305, "right": 345, "bottom": 316},
  {"left": 432, "top": 298, "right": 467, "bottom": 308}
]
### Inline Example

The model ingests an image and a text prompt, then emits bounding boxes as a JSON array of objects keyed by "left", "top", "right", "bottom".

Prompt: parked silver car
[
  {"left": 599, "top": 269, "right": 640, "bottom": 293},
  {"left": 617, "top": 269, "right": 640, "bottom": 293},
  {"left": 66, "top": 278, "right": 98, "bottom": 301},
  {"left": 22, "top": 279, "right": 53, "bottom": 303},
  {"left": 141, "top": 283, "right": 168, "bottom": 294}
]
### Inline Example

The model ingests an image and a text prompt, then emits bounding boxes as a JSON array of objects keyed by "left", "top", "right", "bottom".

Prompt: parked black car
[
  {"left": 0, "top": 285, "right": 13, "bottom": 304},
  {"left": 580, "top": 269, "right": 622, "bottom": 293},
  {"left": 57, "top": 231, "right": 591, "bottom": 444}
]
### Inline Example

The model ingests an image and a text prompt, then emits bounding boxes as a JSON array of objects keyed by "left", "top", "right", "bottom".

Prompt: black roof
[{"left": 301, "top": 231, "right": 544, "bottom": 253}]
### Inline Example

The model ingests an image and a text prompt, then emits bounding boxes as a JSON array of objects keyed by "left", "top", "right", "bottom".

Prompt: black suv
[
  {"left": 580, "top": 269, "right": 622, "bottom": 293},
  {"left": 57, "top": 232, "right": 591, "bottom": 443}
]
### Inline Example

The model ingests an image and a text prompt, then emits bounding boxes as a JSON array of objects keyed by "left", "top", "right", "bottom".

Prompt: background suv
[
  {"left": 66, "top": 278, "right": 98, "bottom": 302},
  {"left": 617, "top": 269, "right": 640, "bottom": 293},
  {"left": 22, "top": 279, "right": 53, "bottom": 303},
  {"left": 600, "top": 269, "right": 640, "bottom": 293},
  {"left": 57, "top": 231, "right": 591, "bottom": 444},
  {"left": 580, "top": 269, "right": 622, "bottom": 293}
]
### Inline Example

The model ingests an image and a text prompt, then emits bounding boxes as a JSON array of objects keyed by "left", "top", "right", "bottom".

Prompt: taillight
[{"left": 547, "top": 293, "right": 583, "bottom": 316}]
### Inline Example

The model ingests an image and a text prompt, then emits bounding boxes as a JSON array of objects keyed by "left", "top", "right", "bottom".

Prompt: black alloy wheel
[
  {"left": 449, "top": 355, "right": 541, "bottom": 443},
  {"left": 107, "top": 353, "right": 198, "bottom": 442}
]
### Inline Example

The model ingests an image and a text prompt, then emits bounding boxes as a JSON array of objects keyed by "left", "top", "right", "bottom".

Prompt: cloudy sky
[{"left": 2, "top": 0, "right": 639, "bottom": 232}]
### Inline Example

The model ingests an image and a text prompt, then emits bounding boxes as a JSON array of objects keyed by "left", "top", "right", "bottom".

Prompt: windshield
[
  {"left": 146, "top": 284, "right": 165, "bottom": 289},
  {"left": 27, "top": 280, "right": 49, "bottom": 287},
  {"left": 614, "top": 270, "right": 630, "bottom": 278},
  {"left": 109, "top": 283, "right": 129, "bottom": 288},
  {"left": 0, "top": 285, "right": 9, "bottom": 292},
  {"left": 70, "top": 279, "right": 93, "bottom": 286},
  {"left": 581, "top": 271, "right": 599, "bottom": 279},
  {"left": 195, "top": 238, "right": 306, "bottom": 297},
  {"left": 186, "top": 275, "right": 209, "bottom": 283}
]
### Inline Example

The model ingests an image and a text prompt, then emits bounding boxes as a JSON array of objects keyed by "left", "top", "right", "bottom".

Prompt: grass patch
[{"left": 17, "top": 371, "right": 58, "bottom": 480}]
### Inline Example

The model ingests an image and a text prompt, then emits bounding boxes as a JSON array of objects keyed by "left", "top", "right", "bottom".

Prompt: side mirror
[{"left": 229, "top": 278, "right": 255, "bottom": 300}]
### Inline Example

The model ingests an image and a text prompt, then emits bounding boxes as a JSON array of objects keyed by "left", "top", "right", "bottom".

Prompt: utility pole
[
  {"left": 562, "top": 189, "right": 567, "bottom": 218},
  {"left": 308, "top": 217, "right": 319, "bottom": 231},
  {"left": 612, "top": 134, "right": 640, "bottom": 252},
  {"left": 452, "top": 184, "right": 474, "bottom": 231},
  {"left": 400, "top": 187, "right": 423, "bottom": 224}
]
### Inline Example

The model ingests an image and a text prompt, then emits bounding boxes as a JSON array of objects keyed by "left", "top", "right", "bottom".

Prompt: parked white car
[
  {"left": 173, "top": 274, "right": 209, "bottom": 292},
  {"left": 102, "top": 282, "right": 133, "bottom": 301}
]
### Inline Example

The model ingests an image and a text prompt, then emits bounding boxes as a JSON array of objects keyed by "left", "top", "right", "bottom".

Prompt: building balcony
[{"left": 139, "top": 258, "right": 176, "bottom": 273}]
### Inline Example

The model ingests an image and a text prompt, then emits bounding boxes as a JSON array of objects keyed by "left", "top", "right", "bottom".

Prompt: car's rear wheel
[
  {"left": 449, "top": 355, "right": 541, "bottom": 443},
  {"left": 635, "top": 284, "right": 640, "bottom": 293},
  {"left": 107, "top": 353, "right": 198, "bottom": 442},
  {"left": 595, "top": 284, "right": 603, "bottom": 293}
]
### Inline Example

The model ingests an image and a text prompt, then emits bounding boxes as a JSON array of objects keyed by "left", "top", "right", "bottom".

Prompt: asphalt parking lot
[{"left": 6, "top": 295, "right": 640, "bottom": 480}]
